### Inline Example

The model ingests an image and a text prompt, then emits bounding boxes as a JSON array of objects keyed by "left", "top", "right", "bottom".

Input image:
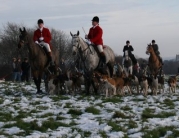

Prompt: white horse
[
  {"left": 70, "top": 31, "right": 115, "bottom": 94},
  {"left": 123, "top": 50, "right": 133, "bottom": 77}
]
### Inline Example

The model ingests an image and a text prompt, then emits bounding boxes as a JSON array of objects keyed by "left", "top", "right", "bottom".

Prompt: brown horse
[
  {"left": 146, "top": 44, "right": 162, "bottom": 76},
  {"left": 18, "top": 27, "right": 59, "bottom": 93}
]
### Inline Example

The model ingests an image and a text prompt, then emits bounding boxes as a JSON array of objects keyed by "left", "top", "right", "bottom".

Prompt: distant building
[{"left": 176, "top": 54, "right": 179, "bottom": 61}]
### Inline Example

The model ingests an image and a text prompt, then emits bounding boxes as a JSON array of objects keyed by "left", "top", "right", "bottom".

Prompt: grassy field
[{"left": 0, "top": 81, "right": 179, "bottom": 138}]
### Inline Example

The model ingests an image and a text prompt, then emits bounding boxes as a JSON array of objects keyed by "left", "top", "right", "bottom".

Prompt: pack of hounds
[{"left": 47, "top": 65, "right": 178, "bottom": 97}]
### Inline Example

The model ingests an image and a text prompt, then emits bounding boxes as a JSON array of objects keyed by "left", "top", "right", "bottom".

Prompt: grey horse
[
  {"left": 123, "top": 50, "right": 133, "bottom": 76},
  {"left": 70, "top": 31, "right": 115, "bottom": 94}
]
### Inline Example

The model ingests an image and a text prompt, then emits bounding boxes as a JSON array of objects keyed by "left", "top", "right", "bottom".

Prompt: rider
[
  {"left": 85, "top": 16, "right": 105, "bottom": 67},
  {"left": 33, "top": 19, "right": 53, "bottom": 65},
  {"left": 151, "top": 40, "right": 163, "bottom": 65},
  {"left": 122, "top": 40, "right": 137, "bottom": 66}
]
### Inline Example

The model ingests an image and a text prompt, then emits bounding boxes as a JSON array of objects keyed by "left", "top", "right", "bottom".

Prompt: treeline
[
  {"left": 0, "top": 22, "right": 178, "bottom": 80},
  {"left": 0, "top": 22, "right": 72, "bottom": 80},
  {"left": 0, "top": 22, "right": 72, "bottom": 65}
]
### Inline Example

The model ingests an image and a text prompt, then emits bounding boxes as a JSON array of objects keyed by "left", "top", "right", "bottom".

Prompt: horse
[
  {"left": 70, "top": 31, "right": 115, "bottom": 94},
  {"left": 123, "top": 50, "right": 133, "bottom": 77},
  {"left": 18, "top": 27, "right": 59, "bottom": 93},
  {"left": 146, "top": 44, "right": 162, "bottom": 77}
]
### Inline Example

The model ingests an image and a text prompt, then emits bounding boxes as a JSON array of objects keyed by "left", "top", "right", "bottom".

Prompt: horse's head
[
  {"left": 146, "top": 44, "right": 153, "bottom": 55},
  {"left": 70, "top": 31, "right": 80, "bottom": 55},
  {"left": 18, "top": 27, "right": 28, "bottom": 49}
]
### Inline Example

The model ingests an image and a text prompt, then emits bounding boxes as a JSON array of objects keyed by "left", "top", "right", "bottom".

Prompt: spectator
[
  {"left": 16, "top": 58, "right": 22, "bottom": 82},
  {"left": 12, "top": 58, "right": 18, "bottom": 82},
  {"left": 21, "top": 58, "right": 30, "bottom": 82},
  {"left": 59, "top": 58, "right": 66, "bottom": 73}
]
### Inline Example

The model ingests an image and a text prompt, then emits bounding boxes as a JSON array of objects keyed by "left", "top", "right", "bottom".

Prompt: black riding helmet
[
  {"left": 92, "top": 16, "right": 99, "bottom": 22},
  {"left": 126, "top": 40, "right": 130, "bottom": 44},
  {"left": 37, "top": 19, "right": 44, "bottom": 24},
  {"left": 152, "top": 40, "right": 155, "bottom": 43}
]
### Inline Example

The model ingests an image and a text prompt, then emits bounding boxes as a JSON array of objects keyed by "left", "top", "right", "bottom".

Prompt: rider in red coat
[
  {"left": 85, "top": 16, "right": 106, "bottom": 66},
  {"left": 33, "top": 19, "right": 53, "bottom": 65}
]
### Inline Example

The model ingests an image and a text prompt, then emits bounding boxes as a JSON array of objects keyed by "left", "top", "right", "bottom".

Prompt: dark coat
[
  {"left": 123, "top": 45, "right": 137, "bottom": 65},
  {"left": 12, "top": 62, "right": 17, "bottom": 72},
  {"left": 152, "top": 44, "right": 160, "bottom": 55},
  {"left": 123, "top": 45, "right": 134, "bottom": 57},
  {"left": 15, "top": 62, "right": 21, "bottom": 72},
  {"left": 21, "top": 62, "right": 30, "bottom": 73}
]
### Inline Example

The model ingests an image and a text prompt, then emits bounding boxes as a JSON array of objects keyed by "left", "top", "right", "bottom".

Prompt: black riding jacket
[{"left": 123, "top": 45, "right": 134, "bottom": 57}]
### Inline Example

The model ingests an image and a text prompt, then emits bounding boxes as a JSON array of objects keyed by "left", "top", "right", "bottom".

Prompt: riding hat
[
  {"left": 92, "top": 16, "right": 99, "bottom": 22},
  {"left": 37, "top": 19, "right": 44, "bottom": 24},
  {"left": 126, "top": 40, "right": 130, "bottom": 44},
  {"left": 152, "top": 40, "right": 155, "bottom": 43}
]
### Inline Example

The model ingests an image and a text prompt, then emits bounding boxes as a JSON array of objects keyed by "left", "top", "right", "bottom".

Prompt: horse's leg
[
  {"left": 38, "top": 75, "right": 42, "bottom": 92},
  {"left": 91, "top": 79, "right": 98, "bottom": 95},
  {"left": 85, "top": 78, "right": 90, "bottom": 95},
  {"left": 107, "top": 63, "right": 114, "bottom": 77},
  {"left": 35, "top": 72, "right": 42, "bottom": 93},
  {"left": 33, "top": 77, "right": 39, "bottom": 92},
  {"left": 32, "top": 71, "right": 40, "bottom": 93},
  {"left": 44, "top": 73, "right": 49, "bottom": 93}
]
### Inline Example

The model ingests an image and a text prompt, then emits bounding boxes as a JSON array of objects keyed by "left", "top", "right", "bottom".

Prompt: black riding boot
[
  {"left": 47, "top": 52, "right": 54, "bottom": 66},
  {"left": 100, "top": 52, "right": 106, "bottom": 68}
]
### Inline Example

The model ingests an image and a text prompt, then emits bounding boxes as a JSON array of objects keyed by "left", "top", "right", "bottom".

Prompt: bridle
[
  {"left": 72, "top": 35, "right": 93, "bottom": 72},
  {"left": 72, "top": 36, "right": 92, "bottom": 53},
  {"left": 19, "top": 33, "right": 29, "bottom": 46}
]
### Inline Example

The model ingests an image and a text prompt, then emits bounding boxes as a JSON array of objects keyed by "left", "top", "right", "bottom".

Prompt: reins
[{"left": 72, "top": 36, "right": 94, "bottom": 72}]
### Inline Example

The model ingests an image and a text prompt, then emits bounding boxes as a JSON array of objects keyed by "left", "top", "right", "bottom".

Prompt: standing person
[
  {"left": 16, "top": 58, "right": 22, "bottom": 82},
  {"left": 85, "top": 16, "right": 105, "bottom": 67},
  {"left": 12, "top": 58, "right": 18, "bottom": 82},
  {"left": 59, "top": 58, "right": 66, "bottom": 73},
  {"left": 21, "top": 58, "right": 30, "bottom": 82},
  {"left": 122, "top": 40, "right": 137, "bottom": 66},
  {"left": 33, "top": 19, "right": 53, "bottom": 66},
  {"left": 151, "top": 40, "right": 163, "bottom": 65}
]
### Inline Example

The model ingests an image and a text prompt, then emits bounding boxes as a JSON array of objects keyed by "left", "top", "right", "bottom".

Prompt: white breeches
[
  {"left": 40, "top": 41, "right": 51, "bottom": 52},
  {"left": 97, "top": 45, "right": 103, "bottom": 53}
]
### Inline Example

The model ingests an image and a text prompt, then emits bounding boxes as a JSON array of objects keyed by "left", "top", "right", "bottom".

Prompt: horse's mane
[{"left": 79, "top": 37, "right": 87, "bottom": 47}]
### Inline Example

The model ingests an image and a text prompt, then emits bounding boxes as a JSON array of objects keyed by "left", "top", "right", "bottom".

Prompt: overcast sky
[{"left": 0, "top": 0, "right": 179, "bottom": 58}]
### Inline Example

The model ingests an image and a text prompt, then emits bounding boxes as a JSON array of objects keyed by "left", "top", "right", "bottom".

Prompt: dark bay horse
[
  {"left": 146, "top": 44, "right": 162, "bottom": 77},
  {"left": 70, "top": 31, "right": 115, "bottom": 94},
  {"left": 18, "top": 27, "right": 59, "bottom": 93}
]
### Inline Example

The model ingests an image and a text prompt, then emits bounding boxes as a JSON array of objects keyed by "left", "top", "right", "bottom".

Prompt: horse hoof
[{"left": 36, "top": 90, "right": 43, "bottom": 94}]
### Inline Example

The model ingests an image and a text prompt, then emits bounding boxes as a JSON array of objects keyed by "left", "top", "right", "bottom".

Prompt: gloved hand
[
  {"left": 85, "top": 35, "right": 88, "bottom": 39},
  {"left": 86, "top": 40, "right": 91, "bottom": 45},
  {"left": 35, "top": 41, "right": 39, "bottom": 44},
  {"left": 39, "top": 37, "right": 44, "bottom": 41}
]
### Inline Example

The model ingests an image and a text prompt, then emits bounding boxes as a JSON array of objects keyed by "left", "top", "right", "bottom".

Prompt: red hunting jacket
[
  {"left": 33, "top": 27, "right": 52, "bottom": 48},
  {"left": 88, "top": 25, "right": 103, "bottom": 46}
]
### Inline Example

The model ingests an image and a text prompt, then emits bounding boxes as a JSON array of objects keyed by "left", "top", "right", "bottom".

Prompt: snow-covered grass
[{"left": 0, "top": 81, "right": 179, "bottom": 138}]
